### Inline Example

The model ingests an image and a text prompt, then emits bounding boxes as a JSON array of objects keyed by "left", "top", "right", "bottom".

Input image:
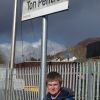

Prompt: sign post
[
  {"left": 22, "top": 0, "right": 69, "bottom": 99},
  {"left": 39, "top": 16, "right": 48, "bottom": 100}
]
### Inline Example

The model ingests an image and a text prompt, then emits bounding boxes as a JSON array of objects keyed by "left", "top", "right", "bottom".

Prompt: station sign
[{"left": 22, "top": 0, "right": 69, "bottom": 21}]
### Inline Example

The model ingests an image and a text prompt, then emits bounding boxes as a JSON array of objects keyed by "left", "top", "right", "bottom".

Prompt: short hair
[{"left": 46, "top": 71, "right": 62, "bottom": 85}]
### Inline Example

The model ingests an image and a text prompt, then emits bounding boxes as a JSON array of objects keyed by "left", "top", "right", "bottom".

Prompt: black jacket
[{"left": 43, "top": 87, "right": 74, "bottom": 100}]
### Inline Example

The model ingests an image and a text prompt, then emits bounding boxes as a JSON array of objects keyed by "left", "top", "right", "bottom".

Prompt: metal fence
[{"left": 0, "top": 61, "right": 100, "bottom": 100}]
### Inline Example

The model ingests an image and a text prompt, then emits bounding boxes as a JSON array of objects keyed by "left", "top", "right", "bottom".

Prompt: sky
[{"left": 0, "top": 0, "right": 100, "bottom": 63}]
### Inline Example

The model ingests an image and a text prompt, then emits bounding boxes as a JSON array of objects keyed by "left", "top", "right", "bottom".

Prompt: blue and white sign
[{"left": 22, "top": 0, "right": 69, "bottom": 21}]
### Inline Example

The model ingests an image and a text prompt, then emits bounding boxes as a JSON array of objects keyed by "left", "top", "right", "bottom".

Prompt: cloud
[
  {"left": 0, "top": 43, "right": 11, "bottom": 63},
  {"left": 47, "top": 40, "right": 66, "bottom": 55},
  {"left": 0, "top": 40, "right": 66, "bottom": 63}
]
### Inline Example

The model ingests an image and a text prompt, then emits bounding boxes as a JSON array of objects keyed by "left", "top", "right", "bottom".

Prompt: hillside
[
  {"left": 46, "top": 37, "right": 100, "bottom": 62},
  {"left": 69, "top": 37, "right": 100, "bottom": 61}
]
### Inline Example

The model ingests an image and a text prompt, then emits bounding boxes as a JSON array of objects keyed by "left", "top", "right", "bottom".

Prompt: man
[{"left": 44, "top": 71, "right": 75, "bottom": 100}]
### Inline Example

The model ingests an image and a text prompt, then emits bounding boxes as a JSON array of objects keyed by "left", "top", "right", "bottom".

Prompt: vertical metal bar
[
  {"left": 67, "top": 64, "right": 69, "bottom": 88},
  {"left": 92, "top": 62, "right": 96, "bottom": 100},
  {"left": 19, "top": 69, "right": 22, "bottom": 100},
  {"left": 75, "top": 63, "right": 78, "bottom": 100},
  {"left": 27, "top": 68, "right": 29, "bottom": 100},
  {"left": 8, "top": 0, "right": 17, "bottom": 99},
  {"left": 25, "top": 68, "right": 27, "bottom": 100},
  {"left": 50, "top": 63, "right": 52, "bottom": 72},
  {"left": 16, "top": 68, "right": 18, "bottom": 100},
  {"left": 34, "top": 67, "right": 36, "bottom": 99},
  {"left": 5, "top": 68, "right": 9, "bottom": 100},
  {"left": 72, "top": 63, "right": 75, "bottom": 91},
  {"left": 85, "top": 62, "right": 88, "bottom": 100},
  {"left": 39, "top": 16, "right": 48, "bottom": 100},
  {"left": 36, "top": 67, "right": 38, "bottom": 99},
  {"left": 96, "top": 61, "right": 100, "bottom": 100},
  {"left": 64, "top": 64, "right": 67, "bottom": 87},
  {"left": 78, "top": 63, "right": 82, "bottom": 100},
  {"left": 47, "top": 64, "right": 49, "bottom": 73},
  {"left": 31, "top": 67, "right": 34, "bottom": 100},
  {"left": 38, "top": 66, "right": 40, "bottom": 100},
  {"left": 82, "top": 63, "right": 85, "bottom": 100},
  {"left": 22, "top": 68, "right": 24, "bottom": 100},
  {"left": 69, "top": 64, "right": 72, "bottom": 89}
]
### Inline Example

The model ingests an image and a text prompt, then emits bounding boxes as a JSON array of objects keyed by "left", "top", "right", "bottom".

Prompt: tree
[
  {"left": 0, "top": 54, "right": 5, "bottom": 64},
  {"left": 30, "top": 57, "right": 37, "bottom": 61},
  {"left": 0, "top": 49, "right": 5, "bottom": 64}
]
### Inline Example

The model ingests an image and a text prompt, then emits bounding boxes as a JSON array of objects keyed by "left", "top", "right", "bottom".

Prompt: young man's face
[{"left": 47, "top": 80, "right": 61, "bottom": 96}]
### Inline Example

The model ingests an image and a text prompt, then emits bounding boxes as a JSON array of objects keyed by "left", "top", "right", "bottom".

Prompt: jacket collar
[{"left": 47, "top": 87, "right": 70, "bottom": 100}]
